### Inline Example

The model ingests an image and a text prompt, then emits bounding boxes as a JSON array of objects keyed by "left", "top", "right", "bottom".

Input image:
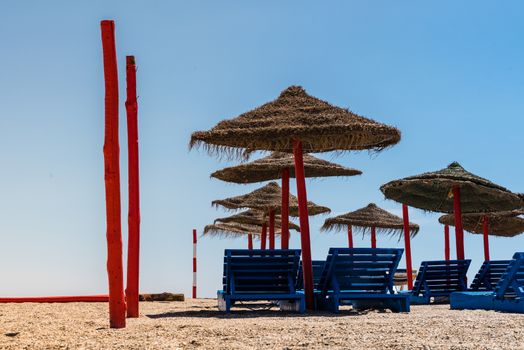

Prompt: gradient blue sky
[{"left": 0, "top": 1, "right": 523, "bottom": 298}]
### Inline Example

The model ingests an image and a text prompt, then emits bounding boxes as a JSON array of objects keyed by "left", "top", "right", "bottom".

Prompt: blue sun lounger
[
  {"left": 315, "top": 248, "right": 410, "bottom": 313},
  {"left": 217, "top": 249, "right": 305, "bottom": 313},
  {"left": 410, "top": 259, "right": 471, "bottom": 304},
  {"left": 469, "top": 260, "right": 512, "bottom": 291},
  {"left": 296, "top": 260, "right": 326, "bottom": 290},
  {"left": 451, "top": 252, "right": 524, "bottom": 313}
]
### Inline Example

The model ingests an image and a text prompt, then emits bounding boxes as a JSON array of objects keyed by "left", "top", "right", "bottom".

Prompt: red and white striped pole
[{"left": 192, "top": 229, "right": 197, "bottom": 299}]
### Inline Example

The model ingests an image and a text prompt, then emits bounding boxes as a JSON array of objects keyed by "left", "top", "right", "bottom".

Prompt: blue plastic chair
[
  {"left": 410, "top": 259, "right": 471, "bottom": 304},
  {"left": 451, "top": 252, "right": 524, "bottom": 313},
  {"left": 217, "top": 249, "right": 305, "bottom": 313},
  {"left": 315, "top": 248, "right": 410, "bottom": 313}
]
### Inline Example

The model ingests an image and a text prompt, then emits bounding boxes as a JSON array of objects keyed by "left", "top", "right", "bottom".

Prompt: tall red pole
[
  {"left": 371, "top": 226, "right": 377, "bottom": 248},
  {"left": 453, "top": 186, "right": 465, "bottom": 260},
  {"left": 100, "top": 20, "right": 126, "bottom": 329},
  {"left": 269, "top": 209, "right": 276, "bottom": 249},
  {"left": 444, "top": 224, "right": 450, "bottom": 261},
  {"left": 260, "top": 223, "right": 267, "bottom": 250},
  {"left": 192, "top": 229, "right": 197, "bottom": 298},
  {"left": 482, "top": 216, "right": 490, "bottom": 261},
  {"left": 347, "top": 225, "right": 354, "bottom": 248},
  {"left": 125, "top": 55, "right": 140, "bottom": 318},
  {"left": 293, "top": 140, "right": 314, "bottom": 310},
  {"left": 248, "top": 234, "right": 253, "bottom": 250},
  {"left": 402, "top": 204, "right": 413, "bottom": 290},
  {"left": 281, "top": 168, "right": 290, "bottom": 249}
]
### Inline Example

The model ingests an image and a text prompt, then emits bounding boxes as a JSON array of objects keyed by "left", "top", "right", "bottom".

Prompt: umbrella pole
[
  {"left": 269, "top": 209, "right": 276, "bottom": 249},
  {"left": 281, "top": 168, "right": 290, "bottom": 249},
  {"left": 402, "top": 204, "right": 413, "bottom": 290},
  {"left": 100, "top": 20, "right": 126, "bottom": 329},
  {"left": 260, "top": 223, "right": 267, "bottom": 250},
  {"left": 248, "top": 234, "right": 253, "bottom": 250},
  {"left": 444, "top": 224, "right": 450, "bottom": 261},
  {"left": 452, "top": 186, "right": 465, "bottom": 260},
  {"left": 125, "top": 55, "right": 140, "bottom": 319},
  {"left": 371, "top": 226, "right": 377, "bottom": 248},
  {"left": 482, "top": 216, "right": 490, "bottom": 261},
  {"left": 293, "top": 140, "right": 314, "bottom": 310},
  {"left": 348, "top": 225, "right": 353, "bottom": 248}
]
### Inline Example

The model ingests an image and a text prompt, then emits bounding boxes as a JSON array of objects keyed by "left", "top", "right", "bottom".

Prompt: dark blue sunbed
[
  {"left": 217, "top": 249, "right": 305, "bottom": 313},
  {"left": 451, "top": 252, "right": 524, "bottom": 313},
  {"left": 315, "top": 248, "right": 410, "bottom": 313},
  {"left": 410, "top": 259, "right": 471, "bottom": 304},
  {"left": 469, "top": 260, "right": 512, "bottom": 291},
  {"left": 296, "top": 260, "right": 326, "bottom": 290}
]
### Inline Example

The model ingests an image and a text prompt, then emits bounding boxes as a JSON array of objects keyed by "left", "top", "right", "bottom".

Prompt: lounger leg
[
  {"left": 225, "top": 296, "right": 231, "bottom": 314},
  {"left": 299, "top": 296, "right": 306, "bottom": 314}
]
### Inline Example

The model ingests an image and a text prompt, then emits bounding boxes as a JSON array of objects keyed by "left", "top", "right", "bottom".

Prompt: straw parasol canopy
[
  {"left": 214, "top": 210, "right": 300, "bottom": 231},
  {"left": 380, "top": 162, "right": 523, "bottom": 214},
  {"left": 203, "top": 222, "right": 268, "bottom": 239},
  {"left": 212, "top": 181, "right": 331, "bottom": 216},
  {"left": 321, "top": 203, "right": 420, "bottom": 238},
  {"left": 211, "top": 152, "right": 362, "bottom": 184},
  {"left": 190, "top": 85, "right": 401, "bottom": 158},
  {"left": 438, "top": 210, "right": 524, "bottom": 237}
]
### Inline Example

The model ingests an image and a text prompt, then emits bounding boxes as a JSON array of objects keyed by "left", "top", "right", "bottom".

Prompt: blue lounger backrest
[
  {"left": 222, "top": 249, "right": 301, "bottom": 295},
  {"left": 317, "top": 248, "right": 403, "bottom": 296},
  {"left": 494, "top": 252, "right": 524, "bottom": 300},
  {"left": 296, "top": 260, "right": 326, "bottom": 290},
  {"left": 412, "top": 260, "right": 471, "bottom": 296},
  {"left": 470, "top": 260, "right": 512, "bottom": 291}
]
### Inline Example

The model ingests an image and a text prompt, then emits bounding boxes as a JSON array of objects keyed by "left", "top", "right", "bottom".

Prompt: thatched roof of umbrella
[
  {"left": 190, "top": 85, "right": 401, "bottom": 158},
  {"left": 380, "top": 162, "right": 523, "bottom": 214},
  {"left": 211, "top": 152, "right": 362, "bottom": 183},
  {"left": 438, "top": 209, "right": 524, "bottom": 237},
  {"left": 203, "top": 222, "right": 276, "bottom": 239},
  {"left": 214, "top": 210, "right": 301, "bottom": 231},
  {"left": 212, "top": 181, "right": 330, "bottom": 216},
  {"left": 321, "top": 203, "right": 420, "bottom": 238}
]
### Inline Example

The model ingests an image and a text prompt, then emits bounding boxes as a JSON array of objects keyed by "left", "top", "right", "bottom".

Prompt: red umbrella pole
[
  {"left": 402, "top": 204, "right": 413, "bottom": 290},
  {"left": 347, "top": 225, "right": 354, "bottom": 248},
  {"left": 260, "top": 223, "right": 267, "bottom": 250},
  {"left": 269, "top": 209, "right": 276, "bottom": 249},
  {"left": 100, "top": 20, "right": 126, "bottom": 329},
  {"left": 371, "top": 226, "right": 377, "bottom": 248},
  {"left": 444, "top": 224, "right": 450, "bottom": 261},
  {"left": 483, "top": 216, "right": 490, "bottom": 261},
  {"left": 453, "top": 186, "right": 465, "bottom": 260},
  {"left": 248, "top": 234, "right": 253, "bottom": 250},
  {"left": 293, "top": 140, "right": 314, "bottom": 310},
  {"left": 281, "top": 168, "right": 290, "bottom": 249},
  {"left": 125, "top": 55, "right": 140, "bottom": 319}
]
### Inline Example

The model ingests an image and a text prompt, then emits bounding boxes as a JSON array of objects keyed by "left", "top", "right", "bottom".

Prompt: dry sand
[{"left": 0, "top": 299, "right": 523, "bottom": 349}]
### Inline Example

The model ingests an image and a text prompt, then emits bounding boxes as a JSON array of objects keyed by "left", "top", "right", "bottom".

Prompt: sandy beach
[{"left": 0, "top": 299, "right": 523, "bottom": 349}]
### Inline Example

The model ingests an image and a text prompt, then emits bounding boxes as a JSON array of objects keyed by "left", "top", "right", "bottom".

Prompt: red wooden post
[
  {"left": 482, "top": 216, "right": 490, "bottom": 261},
  {"left": 192, "top": 229, "right": 197, "bottom": 298},
  {"left": 260, "top": 223, "right": 267, "bottom": 250},
  {"left": 444, "top": 224, "right": 450, "bottom": 261},
  {"left": 281, "top": 168, "right": 290, "bottom": 249},
  {"left": 347, "top": 225, "right": 354, "bottom": 248},
  {"left": 269, "top": 209, "right": 276, "bottom": 249},
  {"left": 125, "top": 55, "right": 140, "bottom": 318},
  {"left": 371, "top": 226, "right": 377, "bottom": 248},
  {"left": 100, "top": 20, "right": 126, "bottom": 329},
  {"left": 402, "top": 204, "right": 413, "bottom": 290},
  {"left": 293, "top": 140, "right": 314, "bottom": 310},
  {"left": 248, "top": 234, "right": 253, "bottom": 250},
  {"left": 453, "top": 186, "right": 465, "bottom": 260}
]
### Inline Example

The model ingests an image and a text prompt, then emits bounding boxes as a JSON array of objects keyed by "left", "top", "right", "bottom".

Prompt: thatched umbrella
[
  {"left": 321, "top": 203, "right": 419, "bottom": 246},
  {"left": 212, "top": 182, "right": 330, "bottom": 249},
  {"left": 203, "top": 222, "right": 267, "bottom": 250},
  {"left": 439, "top": 209, "right": 524, "bottom": 261},
  {"left": 190, "top": 85, "right": 401, "bottom": 309},
  {"left": 380, "top": 161, "right": 523, "bottom": 261},
  {"left": 211, "top": 152, "right": 361, "bottom": 248}
]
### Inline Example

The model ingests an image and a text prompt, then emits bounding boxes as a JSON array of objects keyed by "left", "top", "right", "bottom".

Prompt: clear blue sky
[{"left": 0, "top": 1, "right": 523, "bottom": 298}]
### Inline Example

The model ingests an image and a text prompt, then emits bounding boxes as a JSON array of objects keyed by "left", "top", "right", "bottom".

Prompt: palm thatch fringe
[
  {"left": 439, "top": 209, "right": 524, "bottom": 237},
  {"left": 214, "top": 209, "right": 300, "bottom": 231},
  {"left": 203, "top": 222, "right": 279, "bottom": 239}
]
